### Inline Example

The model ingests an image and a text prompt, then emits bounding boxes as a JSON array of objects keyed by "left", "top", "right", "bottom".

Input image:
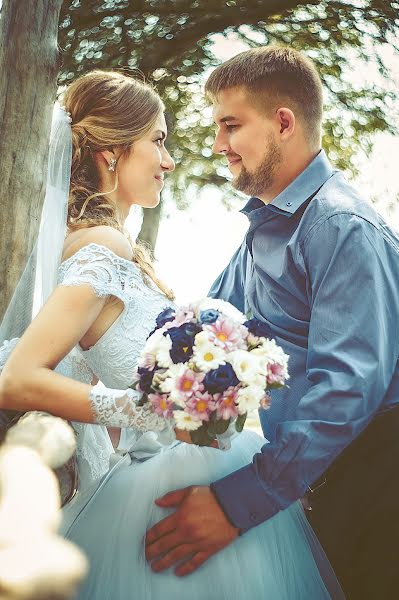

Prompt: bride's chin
[{"left": 144, "top": 196, "right": 161, "bottom": 209}]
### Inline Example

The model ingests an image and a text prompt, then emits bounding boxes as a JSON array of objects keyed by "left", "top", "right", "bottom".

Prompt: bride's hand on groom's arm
[{"left": 145, "top": 486, "right": 240, "bottom": 576}]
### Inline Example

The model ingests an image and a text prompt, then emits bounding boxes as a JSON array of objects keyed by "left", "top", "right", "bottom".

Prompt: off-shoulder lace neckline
[{"left": 60, "top": 242, "right": 137, "bottom": 270}]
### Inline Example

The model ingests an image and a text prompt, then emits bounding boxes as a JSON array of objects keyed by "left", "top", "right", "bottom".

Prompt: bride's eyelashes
[{"left": 154, "top": 138, "right": 164, "bottom": 147}]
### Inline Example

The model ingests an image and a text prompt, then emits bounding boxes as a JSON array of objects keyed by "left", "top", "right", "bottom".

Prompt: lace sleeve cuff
[{"left": 89, "top": 382, "right": 174, "bottom": 435}]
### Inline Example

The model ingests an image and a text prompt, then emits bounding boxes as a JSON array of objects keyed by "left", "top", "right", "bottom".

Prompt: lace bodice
[
  {"left": 57, "top": 243, "right": 174, "bottom": 488},
  {"left": 58, "top": 243, "right": 172, "bottom": 389}
]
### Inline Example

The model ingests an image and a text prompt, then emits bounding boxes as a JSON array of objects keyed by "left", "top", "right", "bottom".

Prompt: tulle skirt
[{"left": 62, "top": 431, "right": 343, "bottom": 599}]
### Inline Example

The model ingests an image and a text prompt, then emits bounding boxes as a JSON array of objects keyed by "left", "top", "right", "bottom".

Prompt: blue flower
[
  {"left": 203, "top": 364, "right": 239, "bottom": 394},
  {"left": 168, "top": 327, "right": 194, "bottom": 364},
  {"left": 199, "top": 309, "right": 220, "bottom": 324},
  {"left": 138, "top": 367, "right": 155, "bottom": 394},
  {"left": 180, "top": 321, "right": 202, "bottom": 338},
  {"left": 244, "top": 318, "right": 272, "bottom": 339},
  {"left": 156, "top": 307, "right": 176, "bottom": 328}
]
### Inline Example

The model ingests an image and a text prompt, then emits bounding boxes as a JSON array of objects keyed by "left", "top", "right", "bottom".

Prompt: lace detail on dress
[
  {"left": 58, "top": 243, "right": 174, "bottom": 390},
  {"left": 55, "top": 242, "right": 176, "bottom": 489},
  {"left": 57, "top": 350, "right": 113, "bottom": 489},
  {"left": 89, "top": 383, "right": 172, "bottom": 432},
  {"left": 58, "top": 243, "right": 156, "bottom": 304}
]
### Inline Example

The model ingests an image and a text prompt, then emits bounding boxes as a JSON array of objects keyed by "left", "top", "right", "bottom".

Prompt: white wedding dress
[{"left": 57, "top": 243, "right": 342, "bottom": 599}]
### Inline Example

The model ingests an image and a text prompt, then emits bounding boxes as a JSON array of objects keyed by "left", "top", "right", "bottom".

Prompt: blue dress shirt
[{"left": 209, "top": 150, "right": 399, "bottom": 531}]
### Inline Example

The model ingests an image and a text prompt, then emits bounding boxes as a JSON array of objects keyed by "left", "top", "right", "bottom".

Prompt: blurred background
[{"left": 54, "top": 1, "right": 399, "bottom": 302}]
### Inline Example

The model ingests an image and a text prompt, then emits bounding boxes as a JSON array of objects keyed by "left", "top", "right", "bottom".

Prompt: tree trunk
[
  {"left": 0, "top": 0, "right": 63, "bottom": 322},
  {"left": 137, "top": 202, "right": 163, "bottom": 256}
]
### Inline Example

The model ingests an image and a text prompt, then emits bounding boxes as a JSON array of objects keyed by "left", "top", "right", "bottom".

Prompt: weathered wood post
[{"left": 0, "top": 0, "right": 63, "bottom": 321}]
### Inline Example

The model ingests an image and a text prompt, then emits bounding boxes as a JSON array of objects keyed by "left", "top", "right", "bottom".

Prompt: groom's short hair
[{"left": 205, "top": 46, "right": 323, "bottom": 149}]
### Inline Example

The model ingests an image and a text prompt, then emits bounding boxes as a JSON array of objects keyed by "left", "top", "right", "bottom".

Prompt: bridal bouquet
[{"left": 133, "top": 299, "right": 289, "bottom": 446}]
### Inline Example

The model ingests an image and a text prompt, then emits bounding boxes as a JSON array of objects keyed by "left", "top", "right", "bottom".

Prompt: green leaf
[
  {"left": 235, "top": 413, "right": 247, "bottom": 433},
  {"left": 212, "top": 419, "right": 231, "bottom": 434},
  {"left": 190, "top": 423, "right": 216, "bottom": 446}
]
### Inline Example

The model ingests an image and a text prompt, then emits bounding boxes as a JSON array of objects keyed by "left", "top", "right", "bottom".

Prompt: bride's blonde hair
[{"left": 62, "top": 70, "right": 174, "bottom": 300}]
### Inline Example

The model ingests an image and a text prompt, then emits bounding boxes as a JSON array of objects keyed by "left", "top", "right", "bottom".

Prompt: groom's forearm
[
  {"left": 210, "top": 461, "right": 281, "bottom": 531},
  {"left": 210, "top": 410, "right": 373, "bottom": 531}
]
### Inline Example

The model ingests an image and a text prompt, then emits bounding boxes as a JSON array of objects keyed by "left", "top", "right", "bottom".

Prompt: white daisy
[
  {"left": 192, "top": 342, "right": 226, "bottom": 372},
  {"left": 173, "top": 410, "right": 202, "bottom": 431}
]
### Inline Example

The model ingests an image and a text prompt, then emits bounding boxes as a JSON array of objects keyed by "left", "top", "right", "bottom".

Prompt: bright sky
[{"left": 130, "top": 35, "right": 399, "bottom": 304}]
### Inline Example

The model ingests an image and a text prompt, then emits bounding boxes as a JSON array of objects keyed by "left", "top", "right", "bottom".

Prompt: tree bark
[
  {"left": 0, "top": 0, "right": 63, "bottom": 322},
  {"left": 137, "top": 202, "right": 163, "bottom": 256}
]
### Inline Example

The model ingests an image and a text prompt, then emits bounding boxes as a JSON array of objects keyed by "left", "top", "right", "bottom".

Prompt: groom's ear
[{"left": 275, "top": 108, "right": 295, "bottom": 140}]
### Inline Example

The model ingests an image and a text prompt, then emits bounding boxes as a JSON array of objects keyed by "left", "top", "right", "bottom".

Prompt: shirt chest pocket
[{"left": 246, "top": 245, "right": 311, "bottom": 340}]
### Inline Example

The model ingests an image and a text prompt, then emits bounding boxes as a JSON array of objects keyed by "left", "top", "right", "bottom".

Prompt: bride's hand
[{"left": 174, "top": 428, "right": 218, "bottom": 448}]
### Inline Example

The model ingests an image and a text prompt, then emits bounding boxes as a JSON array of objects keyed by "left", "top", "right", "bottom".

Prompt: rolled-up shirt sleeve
[{"left": 211, "top": 213, "right": 399, "bottom": 531}]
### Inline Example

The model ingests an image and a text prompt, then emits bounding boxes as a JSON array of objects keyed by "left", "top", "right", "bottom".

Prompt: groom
[{"left": 146, "top": 46, "right": 399, "bottom": 599}]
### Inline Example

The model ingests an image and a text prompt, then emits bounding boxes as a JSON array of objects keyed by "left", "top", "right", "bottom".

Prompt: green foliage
[
  {"left": 58, "top": 0, "right": 399, "bottom": 202},
  {"left": 235, "top": 412, "right": 247, "bottom": 433}
]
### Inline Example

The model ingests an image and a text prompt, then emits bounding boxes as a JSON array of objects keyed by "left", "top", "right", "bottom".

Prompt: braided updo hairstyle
[{"left": 62, "top": 70, "right": 174, "bottom": 300}]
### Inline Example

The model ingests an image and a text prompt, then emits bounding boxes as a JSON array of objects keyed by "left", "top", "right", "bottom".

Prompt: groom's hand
[{"left": 145, "top": 485, "right": 240, "bottom": 576}]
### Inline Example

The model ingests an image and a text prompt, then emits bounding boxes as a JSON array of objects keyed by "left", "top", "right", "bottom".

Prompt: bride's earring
[{"left": 108, "top": 157, "right": 117, "bottom": 172}]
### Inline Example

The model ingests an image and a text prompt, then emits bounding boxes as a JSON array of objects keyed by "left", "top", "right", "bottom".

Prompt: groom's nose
[{"left": 212, "top": 130, "right": 229, "bottom": 155}]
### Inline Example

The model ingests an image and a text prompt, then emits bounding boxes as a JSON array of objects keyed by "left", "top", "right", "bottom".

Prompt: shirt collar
[{"left": 240, "top": 149, "right": 334, "bottom": 221}]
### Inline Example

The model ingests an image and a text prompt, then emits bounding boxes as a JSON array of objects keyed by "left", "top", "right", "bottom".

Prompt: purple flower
[
  {"left": 203, "top": 363, "right": 240, "bottom": 394},
  {"left": 244, "top": 318, "right": 272, "bottom": 339},
  {"left": 199, "top": 309, "right": 220, "bottom": 324},
  {"left": 138, "top": 366, "right": 155, "bottom": 394},
  {"left": 156, "top": 307, "right": 176, "bottom": 328},
  {"left": 180, "top": 321, "right": 202, "bottom": 338},
  {"left": 168, "top": 328, "right": 194, "bottom": 364}
]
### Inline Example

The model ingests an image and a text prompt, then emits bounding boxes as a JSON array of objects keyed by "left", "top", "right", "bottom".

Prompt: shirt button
[
  {"left": 250, "top": 512, "right": 258, "bottom": 522},
  {"left": 286, "top": 201, "right": 293, "bottom": 207}
]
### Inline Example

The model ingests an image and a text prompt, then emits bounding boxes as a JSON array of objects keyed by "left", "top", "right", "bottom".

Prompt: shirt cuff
[{"left": 210, "top": 463, "right": 280, "bottom": 532}]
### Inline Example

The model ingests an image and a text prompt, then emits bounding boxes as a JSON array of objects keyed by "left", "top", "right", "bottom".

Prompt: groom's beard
[{"left": 233, "top": 133, "right": 282, "bottom": 197}]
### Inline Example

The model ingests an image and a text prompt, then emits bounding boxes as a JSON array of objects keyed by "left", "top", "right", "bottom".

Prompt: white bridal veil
[{"left": 0, "top": 103, "right": 72, "bottom": 420}]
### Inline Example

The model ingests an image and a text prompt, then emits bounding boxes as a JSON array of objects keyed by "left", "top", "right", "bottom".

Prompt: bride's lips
[{"left": 154, "top": 175, "right": 164, "bottom": 187}]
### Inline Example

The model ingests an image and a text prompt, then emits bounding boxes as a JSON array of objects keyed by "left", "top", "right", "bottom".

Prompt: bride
[{"left": 0, "top": 70, "right": 342, "bottom": 599}]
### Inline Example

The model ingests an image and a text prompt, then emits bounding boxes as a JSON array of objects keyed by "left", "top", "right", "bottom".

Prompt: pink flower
[
  {"left": 260, "top": 391, "right": 272, "bottom": 410},
  {"left": 140, "top": 352, "right": 157, "bottom": 370},
  {"left": 204, "top": 316, "right": 247, "bottom": 352},
  {"left": 216, "top": 387, "right": 239, "bottom": 420},
  {"left": 176, "top": 369, "right": 204, "bottom": 397},
  {"left": 164, "top": 308, "right": 195, "bottom": 329},
  {"left": 149, "top": 393, "right": 174, "bottom": 418},
  {"left": 267, "top": 362, "right": 286, "bottom": 386},
  {"left": 186, "top": 391, "right": 216, "bottom": 421}
]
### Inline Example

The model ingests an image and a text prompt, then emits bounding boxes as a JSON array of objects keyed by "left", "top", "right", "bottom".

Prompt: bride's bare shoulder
[{"left": 62, "top": 226, "right": 133, "bottom": 262}]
